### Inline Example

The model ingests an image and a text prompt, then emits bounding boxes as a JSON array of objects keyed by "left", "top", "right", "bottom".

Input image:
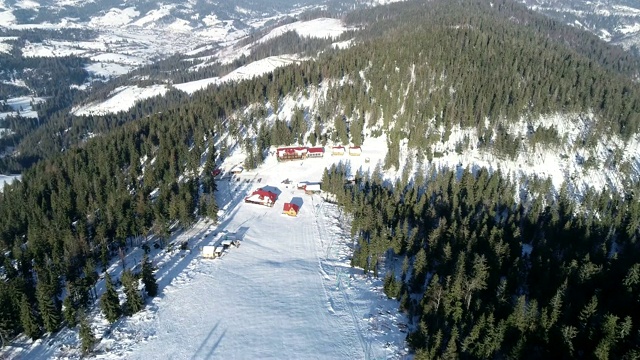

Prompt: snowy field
[
  {"left": 258, "top": 18, "right": 353, "bottom": 44},
  {"left": 0, "top": 96, "right": 45, "bottom": 119},
  {"left": 71, "top": 85, "right": 169, "bottom": 116},
  {"left": 173, "top": 55, "right": 307, "bottom": 94},
  {"left": 2, "top": 138, "right": 408, "bottom": 359}
]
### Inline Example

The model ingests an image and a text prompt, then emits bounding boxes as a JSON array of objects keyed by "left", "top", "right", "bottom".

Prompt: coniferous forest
[
  {"left": 322, "top": 163, "right": 640, "bottom": 359},
  {"left": 0, "top": 0, "right": 640, "bottom": 357}
]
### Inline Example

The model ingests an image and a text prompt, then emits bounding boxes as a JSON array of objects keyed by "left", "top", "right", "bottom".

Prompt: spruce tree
[
  {"left": 141, "top": 254, "right": 158, "bottom": 297},
  {"left": 0, "top": 284, "right": 20, "bottom": 341},
  {"left": 62, "top": 295, "right": 77, "bottom": 328},
  {"left": 36, "top": 280, "right": 61, "bottom": 333},
  {"left": 121, "top": 270, "right": 143, "bottom": 315},
  {"left": 19, "top": 294, "right": 41, "bottom": 340},
  {"left": 78, "top": 312, "right": 96, "bottom": 355},
  {"left": 99, "top": 273, "right": 121, "bottom": 324}
]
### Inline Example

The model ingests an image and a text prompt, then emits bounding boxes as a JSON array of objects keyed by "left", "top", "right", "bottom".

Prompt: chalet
[
  {"left": 307, "top": 147, "right": 325, "bottom": 158},
  {"left": 212, "top": 168, "right": 222, "bottom": 176},
  {"left": 230, "top": 166, "right": 244, "bottom": 174},
  {"left": 277, "top": 147, "right": 308, "bottom": 161},
  {"left": 332, "top": 146, "right": 345, "bottom": 156},
  {"left": 304, "top": 183, "right": 322, "bottom": 195},
  {"left": 297, "top": 182, "right": 308, "bottom": 190},
  {"left": 349, "top": 146, "right": 362, "bottom": 156},
  {"left": 244, "top": 188, "right": 277, "bottom": 207},
  {"left": 283, "top": 203, "right": 300, "bottom": 217}
]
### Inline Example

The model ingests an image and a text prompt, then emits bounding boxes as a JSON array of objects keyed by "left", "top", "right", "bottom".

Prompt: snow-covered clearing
[
  {"left": 3, "top": 135, "right": 407, "bottom": 359},
  {"left": 0, "top": 10, "right": 16, "bottom": 26},
  {"left": 259, "top": 18, "right": 353, "bottom": 44},
  {"left": 173, "top": 55, "right": 306, "bottom": 94},
  {"left": 618, "top": 22, "right": 640, "bottom": 35},
  {"left": 88, "top": 7, "right": 139, "bottom": 27},
  {"left": 0, "top": 36, "right": 16, "bottom": 53},
  {"left": 0, "top": 96, "right": 45, "bottom": 119},
  {"left": 215, "top": 17, "right": 350, "bottom": 65},
  {"left": 84, "top": 62, "right": 132, "bottom": 78},
  {"left": 71, "top": 85, "right": 169, "bottom": 116}
]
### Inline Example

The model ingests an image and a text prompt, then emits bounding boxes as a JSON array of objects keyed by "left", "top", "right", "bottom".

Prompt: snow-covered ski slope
[
  {"left": 124, "top": 148, "right": 406, "bottom": 359},
  {"left": 5, "top": 139, "right": 407, "bottom": 359}
]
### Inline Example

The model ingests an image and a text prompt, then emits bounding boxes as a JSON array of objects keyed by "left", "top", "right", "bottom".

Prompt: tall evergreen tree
[
  {"left": 141, "top": 254, "right": 158, "bottom": 297},
  {"left": 78, "top": 311, "right": 96, "bottom": 355},
  {"left": 121, "top": 270, "right": 143, "bottom": 315},
  {"left": 36, "top": 280, "right": 61, "bottom": 333},
  {"left": 62, "top": 295, "right": 77, "bottom": 328},
  {"left": 19, "top": 294, "right": 41, "bottom": 340},
  {"left": 99, "top": 273, "right": 121, "bottom": 324}
]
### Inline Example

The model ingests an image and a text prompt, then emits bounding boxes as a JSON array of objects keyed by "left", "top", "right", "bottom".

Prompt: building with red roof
[
  {"left": 307, "top": 147, "right": 325, "bottom": 158},
  {"left": 244, "top": 188, "right": 277, "bottom": 207},
  {"left": 282, "top": 203, "right": 300, "bottom": 217}
]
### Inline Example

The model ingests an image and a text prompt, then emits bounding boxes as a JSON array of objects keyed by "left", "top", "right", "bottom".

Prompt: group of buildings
[
  {"left": 243, "top": 183, "right": 321, "bottom": 217},
  {"left": 202, "top": 232, "right": 241, "bottom": 259},
  {"left": 276, "top": 145, "right": 363, "bottom": 161}
]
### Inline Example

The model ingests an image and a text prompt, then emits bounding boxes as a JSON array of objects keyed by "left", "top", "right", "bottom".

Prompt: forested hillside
[
  {"left": 1, "top": 0, "right": 640, "bottom": 357},
  {"left": 322, "top": 163, "right": 640, "bottom": 359}
]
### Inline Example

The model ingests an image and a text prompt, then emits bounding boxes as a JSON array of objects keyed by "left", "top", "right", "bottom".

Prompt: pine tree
[
  {"left": 62, "top": 295, "right": 77, "bottom": 328},
  {"left": 0, "top": 284, "right": 20, "bottom": 343},
  {"left": 36, "top": 280, "right": 61, "bottom": 333},
  {"left": 19, "top": 294, "right": 41, "bottom": 340},
  {"left": 78, "top": 312, "right": 96, "bottom": 355},
  {"left": 141, "top": 254, "right": 158, "bottom": 297},
  {"left": 99, "top": 273, "right": 121, "bottom": 324},
  {"left": 121, "top": 270, "right": 143, "bottom": 315}
]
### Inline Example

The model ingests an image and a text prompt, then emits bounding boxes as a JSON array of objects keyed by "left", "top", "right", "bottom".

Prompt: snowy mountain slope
[
  {"left": 173, "top": 54, "right": 307, "bottom": 94},
  {"left": 523, "top": 0, "right": 640, "bottom": 48},
  {"left": 71, "top": 15, "right": 354, "bottom": 112},
  {"left": 0, "top": 0, "right": 319, "bottom": 91},
  {"left": 71, "top": 84, "right": 169, "bottom": 116}
]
